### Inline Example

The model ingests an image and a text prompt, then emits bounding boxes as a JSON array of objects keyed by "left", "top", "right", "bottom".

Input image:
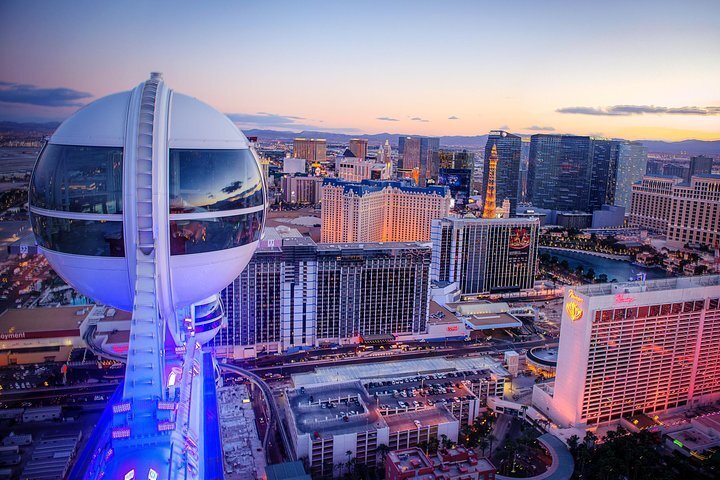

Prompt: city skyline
[{"left": 1, "top": 0, "right": 720, "bottom": 141}]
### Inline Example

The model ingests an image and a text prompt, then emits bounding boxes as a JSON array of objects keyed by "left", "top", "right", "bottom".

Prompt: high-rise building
[
  {"left": 629, "top": 174, "right": 720, "bottom": 247},
  {"left": 399, "top": 136, "right": 440, "bottom": 186},
  {"left": 646, "top": 160, "right": 663, "bottom": 175},
  {"left": 336, "top": 148, "right": 390, "bottom": 182},
  {"left": 483, "top": 131, "right": 521, "bottom": 214},
  {"left": 482, "top": 145, "right": 498, "bottom": 218},
  {"left": 667, "top": 175, "right": 720, "bottom": 247},
  {"left": 528, "top": 134, "right": 594, "bottom": 212},
  {"left": 349, "top": 138, "right": 369, "bottom": 160},
  {"left": 439, "top": 149, "right": 474, "bottom": 171},
  {"left": 690, "top": 155, "right": 714, "bottom": 178},
  {"left": 321, "top": 179, "right": 451, "bottom": 243},
  {"left": 614, "top": 141, "right": 648, "bottom": 210},
  {"left": 662, "top": 163, "right": 689, "bottom": 179},
  {"left": 378, "top": 139, "right": 393, "bottom": 176},
  {"left": 281, "top": 175, "right": 323, "bottom": 204},
  {"left": 431, "top": 217, "right": 540, "bottom": 295},
  {"left": 215, "top": 232, "right": 432, "bottom": 357},
  {"left": 293, "top": 137, "right": 327, "bottom": 163},
  {"left": 588, "top": 139, "right": 620, "bottom": 212},
  {"left": 533, "top": 275, "right": 720, "bottom": 427},
  {"left": 628, "top": 175, "right": 684, "bottom": 234}
]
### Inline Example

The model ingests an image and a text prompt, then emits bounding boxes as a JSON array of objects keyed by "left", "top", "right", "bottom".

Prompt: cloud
[
  {"left": 376, "top": 116, "right": 399, "bottom": 122},
  {"left": 448, "top": 116, "right": 459, "bottom": 120},
  {"left": 526, "top": 125, "right": 555, "bottom": 131},
  {"left": 557, "top": 105, "right": 720, "bottom": 116},
  {"left": 411, "top": 116, "right": 429, "bottom": 122},
  {"left": 0, "top": 81, "right": 92, "bottom": 107},
  {"left": 226, "top": 112, "right": 306, "bottom": 126},
  {"left": 227, "top": 111, "right": 360, "bottom": 133}
]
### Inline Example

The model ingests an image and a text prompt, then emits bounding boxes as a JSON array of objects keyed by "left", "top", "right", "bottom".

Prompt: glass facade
[
  {"left": 169, "top": 149, "right": 263, "bottom": 214},
  {"left": 31, "top": 144, "right": 123, "bottom": 214},
  {"left": 169, "top": 210, "right": 263, "bottom": 255},
  {"left": 588, "top": 139, "right": 620, "bottom": 212},
  {"left": 30, "top": 213, "right": 124, "bottom": 257},
  {"left": 483, "top": 131, "right": 522, "bottom": 213},
  {"left": 528, "top": 134, "right": 593, "bottom": 212}
]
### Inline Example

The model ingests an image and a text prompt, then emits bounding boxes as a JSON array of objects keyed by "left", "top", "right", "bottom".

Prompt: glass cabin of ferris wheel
[{"left": 29, "top": 72, "right": 266, "bottom": 345}]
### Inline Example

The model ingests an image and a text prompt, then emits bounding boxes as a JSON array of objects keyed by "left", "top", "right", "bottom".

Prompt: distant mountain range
[
  {"left": 245, "top": 129, "right": 720, "bottom": 154},
  {"left": 1, "top": 122, "right": 718, "bottom": 155}
]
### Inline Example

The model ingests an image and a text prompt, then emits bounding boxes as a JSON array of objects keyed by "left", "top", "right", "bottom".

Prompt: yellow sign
[{"left": 566, "top": 289, "right": 584, "bottom": 321}]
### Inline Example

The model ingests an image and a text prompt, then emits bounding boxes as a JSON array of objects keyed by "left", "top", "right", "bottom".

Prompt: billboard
[
  {"left": 438, "top": 168, "right": 472, "bottom": 205},
  {"left": 508, "top": 226, "right": 531, "bottom": 265}
]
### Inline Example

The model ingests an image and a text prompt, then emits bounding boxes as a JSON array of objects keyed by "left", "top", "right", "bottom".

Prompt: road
[
  {"left": 246, "top": 338, "right": 555, "bottom": 377},
  {"left": 0, "top": 382, "right": 119, "bottom": 407},
  {"left": 220, "top": 363, "right": 295, "bottom": 463}
]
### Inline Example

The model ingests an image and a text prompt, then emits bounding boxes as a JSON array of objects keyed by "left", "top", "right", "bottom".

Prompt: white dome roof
[
  {"left": 169, "top": 93, "right": 249, "bottom": 149},
  {"left": 50, "top": 89, "right": 250, "bottom": 149},
  {"left": 51, "top": 91, "right": 131, "bottom": 147}
]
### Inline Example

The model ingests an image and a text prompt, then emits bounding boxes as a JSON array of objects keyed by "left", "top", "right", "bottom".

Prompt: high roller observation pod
[{"left": 29, "top": 73, "right": 265, "bottom": 479}]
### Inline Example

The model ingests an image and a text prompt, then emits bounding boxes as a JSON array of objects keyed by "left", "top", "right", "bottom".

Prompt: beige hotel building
[
  {"left": 629, "top": 174, "right": 720, "bottom": 248},
  {"left": 321, "top": 179, "right": 451, "bottom": 243}
]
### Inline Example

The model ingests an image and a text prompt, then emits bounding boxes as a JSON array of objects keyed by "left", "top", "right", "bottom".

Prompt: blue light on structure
[{"left": 32, "top": 73, "right": 265, "bottom": 479}]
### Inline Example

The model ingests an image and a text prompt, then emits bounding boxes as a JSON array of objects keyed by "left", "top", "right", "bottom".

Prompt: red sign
[
  {"left": 447, "top": 325, "right": 459, "bottom": 332},
  {"left": 615, "top": 294, "right": 635, "bottom": 303}
]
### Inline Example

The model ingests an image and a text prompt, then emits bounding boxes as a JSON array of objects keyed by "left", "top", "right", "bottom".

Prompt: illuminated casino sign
[
  {"left": 565, "top": 289, "right": 584, "bottom": 321},
  {"left": 615, "top": 294, "right": 635, "bottom": 303}
]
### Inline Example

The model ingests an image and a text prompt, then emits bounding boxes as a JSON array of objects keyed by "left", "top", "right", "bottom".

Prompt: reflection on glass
[
  {"left": 31, "top": 214, "right": 124, "bottom": 257},
  {"left": 169, "top": 149, "right": 263, "bottom": 214},
  {"left": 194, "top": 299, "right": 222, "bottom": 322},
  {"left": 31, "top": 144, "right": 123, "bottom": 214},
  {"left": 169, "top": 210, "right": 263, "bottom": 255}
]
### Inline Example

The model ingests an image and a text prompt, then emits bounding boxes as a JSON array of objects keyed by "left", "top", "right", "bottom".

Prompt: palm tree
[
  {"left": 440, "top": 434, "right": 449, "bottom": 449},
  {"left": 488, "top": 433, "right": 497, "bottom": 457},
  {"left": 479, "top": 437, "right": 489, "bottom": 457},
  {"left": 375, "top": 443, "right": 390, "bottom": 464},
  {"left": 583, "top": 431, "right": 597, "bottom": 448}
]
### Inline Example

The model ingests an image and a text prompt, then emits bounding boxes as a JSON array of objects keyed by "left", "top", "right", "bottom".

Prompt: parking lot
[{"left": 363, "top": 370, "right": 486, "bottom": 414}]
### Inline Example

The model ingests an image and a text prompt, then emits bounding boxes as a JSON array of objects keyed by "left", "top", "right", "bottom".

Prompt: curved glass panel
[
  {"left": 194, "top": 299, "right": 222, "bottom": 323},
  {"left": 169, "top": 149, "right": 263, "bottom": 214},
  {"left": 169, "top": 210, "right": 263, "bottom": 255},
  {"left": 30, "top": 213, "right": 125, "bottom": 257},
  {"left": 31, "top": 144, "right": 123, "bottom": 214}
]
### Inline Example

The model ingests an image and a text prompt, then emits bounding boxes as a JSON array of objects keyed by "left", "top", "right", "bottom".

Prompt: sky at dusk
[{"left": 1, "top": 0, "right": 719, "bottom": 141}]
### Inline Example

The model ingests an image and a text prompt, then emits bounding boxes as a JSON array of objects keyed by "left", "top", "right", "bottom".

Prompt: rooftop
[
  {"left": 0, "top": 306, "right": 92, "bottom": 335},
  {"left": 463, "top": 312, "right": 522, "bottom": 330},
  {"left": 666, "top": 427, "right": 720, "bottom": 452},
  {"left": 527, "top": 347, "right": 559, "bottom": 367},
  {"left": 322, "top": 178, "right": 449, "bottom": 197},
  {"left": 292, "top": 355, "right": 509, "bottom": 387},
  {"left": 286, "top": 381, "right": 385, "bottom": 437},
  {"left": 387, "top": 446, "right": 496, "bottom": 478},
  {"left": 384, "top": 406, "right": 457, "bottom": 433},
  {"left": 265, "top": 461, "right": 311, "bottom": 480},
  {"left": 575, "top": 274, "right": 720, "bottom": 297}
]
